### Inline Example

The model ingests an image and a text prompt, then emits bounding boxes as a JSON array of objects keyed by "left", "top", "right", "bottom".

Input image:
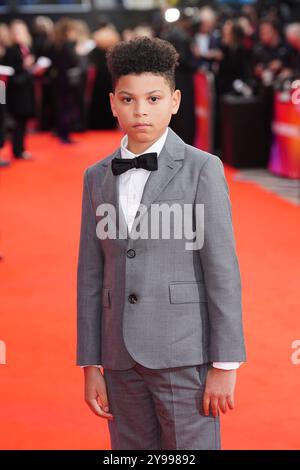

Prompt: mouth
[{"left": 133, "top": 124, "right": 151, "bottom": 128}]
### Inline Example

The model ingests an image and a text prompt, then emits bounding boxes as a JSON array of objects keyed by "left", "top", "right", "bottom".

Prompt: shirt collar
[{"left": 120, "top": 127, "right": 169, "bottom": 160}]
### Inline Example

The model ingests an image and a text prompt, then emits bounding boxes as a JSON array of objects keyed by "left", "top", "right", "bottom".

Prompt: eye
[
  {"left": 150, "top": 96, "right": 160, "bottom": 102},
  {"left": 122, "top": 97, "right": 132, "bottom": 103}
]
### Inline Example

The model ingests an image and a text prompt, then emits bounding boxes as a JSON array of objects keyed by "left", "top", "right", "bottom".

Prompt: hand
[
  {"left": 203, "top": 368, "right": 237, "bottom": 417},
  {"left": 84, "top": 366, "right": 114, "bottom": 420},
  {"left": 206, "top": 49, "right": 223, "bottom": 61}
]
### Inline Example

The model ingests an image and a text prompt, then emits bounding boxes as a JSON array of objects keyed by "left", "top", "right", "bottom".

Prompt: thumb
[{"left": 98, "top": 390, "right": 110, "bottom": 412}]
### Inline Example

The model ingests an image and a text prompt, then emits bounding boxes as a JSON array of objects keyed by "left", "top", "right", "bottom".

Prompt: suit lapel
[{"left": 98, "top": 147, "right": 127, "bottom": 240}]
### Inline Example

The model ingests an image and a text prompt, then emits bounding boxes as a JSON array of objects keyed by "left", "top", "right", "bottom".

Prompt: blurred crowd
[{"left": 1, "top": 2, "right": 300, "bottom": 165}]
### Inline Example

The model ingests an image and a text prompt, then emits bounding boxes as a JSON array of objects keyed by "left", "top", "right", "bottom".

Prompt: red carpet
[{"left": 0, "top": 131, "right": 300, "bottom": 449}]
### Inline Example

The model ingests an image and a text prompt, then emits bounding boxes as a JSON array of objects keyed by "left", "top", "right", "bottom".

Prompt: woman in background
[
  {"left": 0, "top": 23, "right": 11, "bottom": 166},
  {"left": 88, "top": 25, "right": 120, "bottom": 130},
  {"left": 213, "top": 19, "right": 252, "bottom": 151},
  {"left": 51, "top": 18, "right": 81, "bottom": 143},
  {"left": 215, "top": 19, "right": 251, "bottom": 95},
  {"left": 4, "top": 20, "right": 35, "bottom": 160},
  {"left": 31, "top": 15, "right": 55, "bottom": 132}
]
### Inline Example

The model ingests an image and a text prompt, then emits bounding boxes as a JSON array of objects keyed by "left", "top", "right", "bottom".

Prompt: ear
[
  {"left": 109, "top": 92, "right": 117, "bottom": 117},
  {"left": 171, "top": 89, "right": 181, "bottom": 115}
]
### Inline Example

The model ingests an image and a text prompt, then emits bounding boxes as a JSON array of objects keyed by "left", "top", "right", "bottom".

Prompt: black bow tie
[{"left": 111, "top": 152, "right": 158, "bottom": 176}]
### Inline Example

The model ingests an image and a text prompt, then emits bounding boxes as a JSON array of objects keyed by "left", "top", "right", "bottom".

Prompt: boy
[{"left": 77, "top": 37, "right": 246, "bottom": 450}]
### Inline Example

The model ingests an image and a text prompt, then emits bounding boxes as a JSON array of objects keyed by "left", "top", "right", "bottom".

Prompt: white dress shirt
[{"left": 84, "top": 127, "right": 240, "bottom": 371}]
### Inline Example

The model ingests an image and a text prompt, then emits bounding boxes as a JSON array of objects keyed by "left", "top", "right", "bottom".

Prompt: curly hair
[{"left": 106, "top": 36, "right": 179, "bottom": 91}]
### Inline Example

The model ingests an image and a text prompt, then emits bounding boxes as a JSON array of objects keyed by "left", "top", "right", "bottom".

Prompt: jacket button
[
  {"left": 127, "top": 249, "right": 136, "bottom": 258},
  {"left": 128, "top": 294, "right": 138, "bottom": 304}
]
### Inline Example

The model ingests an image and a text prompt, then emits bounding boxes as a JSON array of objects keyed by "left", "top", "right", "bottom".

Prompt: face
[
  {"left": 259, "top": 24, "right": 277, "bottom": 46},
  {"left": 286, "top": 30, "right": 300, "bottom": 50},
  {"left": 222, "top": 20, "right": 233, "bottom": 43},
  {"left": 0, "top": 25, "right": 10, "bottom": 46},
  {"left": 109, "top": 73, "right": 181, "bottom": 154},
  {"left": 11, "top": 23, "right": 28, "bottom": 45},
  {"left": 238, "top": 17, "right": 254, "bottom": 36},
  {"left": 200, "top": 19, "right": 216, "bottom": 34}
]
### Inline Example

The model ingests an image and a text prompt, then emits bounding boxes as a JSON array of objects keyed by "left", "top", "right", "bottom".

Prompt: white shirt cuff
[
  {"left": 80, "top": 365, "right": 102, "bottom": 368},
  {"left": 80, "top": 363, "right": 243, "bottom": 370},
  {"left": 212, "top": 362, "right": 242, "bottom": 370}
]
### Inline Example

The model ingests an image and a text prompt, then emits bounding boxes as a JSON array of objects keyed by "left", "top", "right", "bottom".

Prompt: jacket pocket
[
  {"left": 102, "top": 287, "right": 111, "bottom": 308},
  {"left": 169, "top": 281, "right": 207, "bottom": 304}
]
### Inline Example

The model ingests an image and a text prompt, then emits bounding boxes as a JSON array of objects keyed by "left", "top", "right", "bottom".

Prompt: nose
[{"left": 134, "top": 101, "right": 148, "bottom": 117}]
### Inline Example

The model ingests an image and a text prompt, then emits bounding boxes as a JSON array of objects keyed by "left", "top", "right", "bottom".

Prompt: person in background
[
  {"left": 192, "top": 7, "right": 221, "bottom": 71},
  {"left": 0, "top": 23, "right": 10, "bottom": 60},
  {"left": 4, "top": 20, "right": 35, "bottom": 160},
  {"left": 31, "top": 15, "right": 54, "bottom": 58},
  {"left": 241, "top": 3, "right": 258, "bottom": 28},
  {"left": 0, "top": 23, "right": 11, "bottom": 167},
  {"left": 31, "top": 16, "right": 55, "bottom": 132},
  {"left": 88, "top": 25, "right": 120, "bottom": 130},
  {"left": 0, "top": 104, "right": 9, "bottom": 168},
  {"left": 71, "top": 20, "right": 93, "bottom": 132},
  {"left": 51, "top": 18, "right": 81, "bottom": 144},
  {"left": 0, "top": 23, "right": 9, "bottom": 256},
  {"left": 253, "top": 18, "right": 291, "bottom": 87},
  {"left": 213, "top": 19, "right": 253, "bottom": 152},
  {"left": 252, "top": 18, "right": 291, "bottom": 159},
  {"left": 162, "top": 13, "right": 198, "bottom": 145},
  {"left": 237, "top": 15, "right": 256, "bottom": 52},
  {"left": 215, "top": 19, "right": 252, "bottom": 95},
  {"left": 284, "top": 23, "right": 300, "bottom": 80}
]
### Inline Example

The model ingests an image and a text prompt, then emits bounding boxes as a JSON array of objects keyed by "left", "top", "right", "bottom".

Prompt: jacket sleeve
[
  {"left": 196, "top": 155, "right": 246, "bottom": 362},
  {"left": 76, "top": 168, "right": 104, "bottom": 366}
]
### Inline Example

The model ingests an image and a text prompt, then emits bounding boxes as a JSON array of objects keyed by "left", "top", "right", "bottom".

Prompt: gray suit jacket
[{"left": 76, "top": 127, "right": 246, "bottom": 370}]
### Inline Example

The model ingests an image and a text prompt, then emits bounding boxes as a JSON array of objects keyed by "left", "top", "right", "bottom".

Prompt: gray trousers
[{"left": 103, "top": 362, "right": 221, "bottom": 450}]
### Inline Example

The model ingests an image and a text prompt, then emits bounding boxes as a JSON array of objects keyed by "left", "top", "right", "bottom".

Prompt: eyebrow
[{"left": 117, "top": 89, "right": 163, "bottom": 96}]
